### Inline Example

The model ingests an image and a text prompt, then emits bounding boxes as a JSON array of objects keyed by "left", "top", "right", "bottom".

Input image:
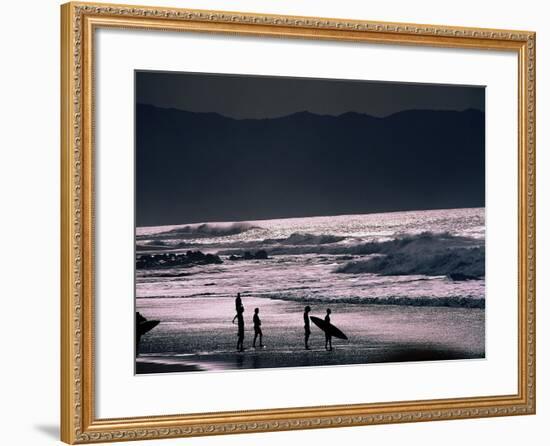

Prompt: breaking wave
[
  {"left": 266, "top": 293, "right": 485, "bottom": 309},
  {"left": 139, "top": 222, "right": 260, "bottom": 241},
  {"left": 218, "top": 231, "right": 483, "bottom": 259},
  {"left": 335, "top": 232, "right": 484, "bottom": 278},
  {"left": 263, "top": 232, "right": 346, "bottom": 245},
  {"left": 349, "top": 231, "right": 482, "bottom": 255}
]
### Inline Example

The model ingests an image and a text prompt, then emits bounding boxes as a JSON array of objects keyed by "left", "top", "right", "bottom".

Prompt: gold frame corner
[{"left": 61, "top": 2, "right": 536, "bottom": 443}]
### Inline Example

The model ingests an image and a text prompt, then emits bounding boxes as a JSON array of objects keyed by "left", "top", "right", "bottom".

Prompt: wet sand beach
[{"left": 136, "top": 295, "right": 485, "bottom": 374}]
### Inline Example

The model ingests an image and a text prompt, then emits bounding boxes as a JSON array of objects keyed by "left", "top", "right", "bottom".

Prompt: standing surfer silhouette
[
  {"left": 235, "top": 292, "right": 242, "bottom": 312},
  {"left": 233, "top": 305, "right": 245, "bottom": 352},
  {"left": 304, "top": 306, "right": 311, "bottom": 350},
  {"left": 252, "top": 307, "right": 263, "bottom": 348},
  {"left": 324, "top": 308, "right": 333, "bottom": 351}
]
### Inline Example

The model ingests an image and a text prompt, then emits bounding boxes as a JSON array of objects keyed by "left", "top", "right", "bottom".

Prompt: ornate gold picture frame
[{"left": 61, "top": 2, "right": 536, "bottom": 443}]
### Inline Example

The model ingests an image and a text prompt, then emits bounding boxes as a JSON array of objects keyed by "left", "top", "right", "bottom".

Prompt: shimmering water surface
[
  {"left": 135, "top": 208, "right": 485, "bottom": 371},
  {"left": 136, "top": 208, "right": 485, "bottom": 305}
]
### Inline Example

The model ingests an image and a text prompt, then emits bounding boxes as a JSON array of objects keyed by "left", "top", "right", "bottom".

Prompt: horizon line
[{"left": 136, "top": 206, "right": 485, "bottom": 230}]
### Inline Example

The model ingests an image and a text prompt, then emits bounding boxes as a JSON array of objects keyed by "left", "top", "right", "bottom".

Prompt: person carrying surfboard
[
  {"left": 252, "top": 307, "right": 263, "bottom": 348},
  {"left": 324, "top": 308, "right": 333, "bottom": 351},
  {"left": 135, "top": 312, "right": 160, "bottom": 356},
  {"left": 304, "top": 306, "right": 311, "bottom": 350},
  {"left": 310, "top": 311, "right": 348, "bottom": 350}
]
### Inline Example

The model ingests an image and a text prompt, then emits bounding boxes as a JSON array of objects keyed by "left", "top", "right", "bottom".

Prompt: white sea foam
[
  {"left": 334, "top": 232, "right": 484, "bottom": 278},
  {"left": 136, "top": 208, "right": 485, "bottom": 308},
  {"left": 137, "top": 221, "right": 260, "bottom": 241}
]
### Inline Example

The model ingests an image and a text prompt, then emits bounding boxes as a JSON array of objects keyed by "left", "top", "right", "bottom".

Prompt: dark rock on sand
[
  {"left": 228, "top": 250, "right": 269, "bottom": 261},
  {"left": 136, "top": 250, "right": 223, "bottom": 269},
  {"left": 254, "top": 250, "right": 269, "bottom": 259}
]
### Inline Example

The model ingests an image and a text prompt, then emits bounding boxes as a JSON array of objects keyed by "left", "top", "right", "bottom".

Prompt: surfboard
[
  {"left": 310, "top": 316, "right": 348, "bottom": 340},
  {"left": 138, "top": 319, "right": 160, "bottom": 336}
]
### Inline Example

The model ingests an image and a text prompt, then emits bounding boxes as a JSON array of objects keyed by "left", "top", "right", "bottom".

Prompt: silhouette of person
[
  {"left": 324, "top": 308, "right": 333, "bottom": 351},
  {"left": 303, "top": 306, "right": 311, "bottom": 350},
  {"left": 233, "top": 305, "right": 245, "bottom": 352},
  {"left": 136, "top": 312, "right": 160, "bottom": 356},
  {"left": 235, "top": 292, "right": 242, "bottom": 312},
  {"left": 253, "top": 307, "right": 263, "bottom": 348},
  {"left": 136, "top": 312, "right": 147, "bottom": 355}
]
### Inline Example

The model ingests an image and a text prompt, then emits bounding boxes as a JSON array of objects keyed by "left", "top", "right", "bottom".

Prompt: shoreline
[
  {"left": 136, "top": 344, "right": 484, "bottom": 375},
  {"left": 136, "top": 296, "right": 485, "bottom": 374}
]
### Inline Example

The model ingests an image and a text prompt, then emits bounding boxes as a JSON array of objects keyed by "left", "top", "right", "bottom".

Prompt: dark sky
[
  {"left": 136, "top": 70, "right": 485, "bottom": 119},
  {"left": 135, "top": 70, "right": 485, "bottom": 226}
]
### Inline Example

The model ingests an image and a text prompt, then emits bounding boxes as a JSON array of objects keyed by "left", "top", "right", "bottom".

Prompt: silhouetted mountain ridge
[
  {"left": 136, "top": 104, "right": 484, "bottom": 226},
  {"left": 137, "top": 104, "right": 483, "bottom": 122}
]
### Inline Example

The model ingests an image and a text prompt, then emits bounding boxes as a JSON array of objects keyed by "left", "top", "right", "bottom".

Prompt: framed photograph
[{"left": 60, "top": 2, "right": 536, "bottom": 443}]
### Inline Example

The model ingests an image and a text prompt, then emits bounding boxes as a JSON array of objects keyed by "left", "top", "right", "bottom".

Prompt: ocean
[
  {"left": 136, "top": 207, "right": 485, "bottom": 307},
  {"left": 135, "top": 207, "right": 485, "bottom": 371}
]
